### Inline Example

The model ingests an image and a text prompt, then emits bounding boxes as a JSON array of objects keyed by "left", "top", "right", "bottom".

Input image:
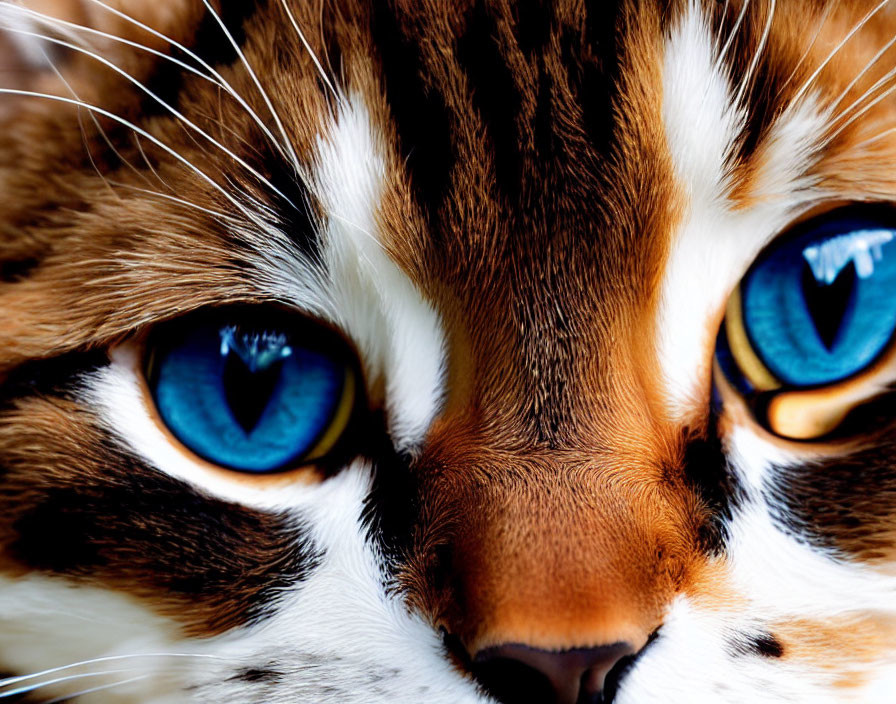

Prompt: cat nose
[{"left": 472, "top": 641, "right": 635, "bottom": 704}]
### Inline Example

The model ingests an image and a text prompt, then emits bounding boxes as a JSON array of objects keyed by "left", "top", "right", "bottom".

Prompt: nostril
[
  {"left": 472, "top": 642, "right": 635, "bottom": 704},
  {"left": 471, "top": 652, "right": 557, "bottom": 704}
]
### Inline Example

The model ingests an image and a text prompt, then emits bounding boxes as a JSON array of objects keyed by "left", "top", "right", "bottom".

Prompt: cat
[{"left": 1, "top": 0, "right": 895, "bottom": 701}]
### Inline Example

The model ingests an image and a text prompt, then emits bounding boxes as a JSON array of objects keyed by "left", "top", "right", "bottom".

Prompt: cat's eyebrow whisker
[
  {"left": 36, "top": 37, "right": 155, "bottom": 192},
  {"left": 790, "top": 0, "right": 891, "bottom": 106},
  {"left": 826, "top": 30, "right": 896, "bottom": 116},
  {"left": 199, "top": 0, "right": 302, "bottom": 174},
  {"left": 0, "top": 87, "right": 272, "bottom": 228},
  {"left": 851, "top": 125, "right": 896, "bottom": 151},
  {"left": 777, "top": 0, "right": 835, "bottom": 98},
  {"left": 732, "top": 0, "right": 775, "bottom": 109},
  {"left": 0, "top": 25, "right": 300, "bottom": 214},
  {"left": 277, "top": 0, "right": 339, "bottom": 101},
  {"left": 0, "top": 2, "right": 216, "bottom": 89},
  {"left": 714, "top": 0, "right": 751, "bottom": 72},
  {"left": 825, "top": 78, "right": 896, "bottom": 144},
  {"left": 106, "top": 181, "right": 238, "bottom": 221},
  {"left": 79, "top": 0, "right": 296, "bottom": 169},
  {"left": 825, "top": 60, "right": 896, "bottom": 138},
  {"left": 133, "top": 134, "right": 170, "bottom": 189}
]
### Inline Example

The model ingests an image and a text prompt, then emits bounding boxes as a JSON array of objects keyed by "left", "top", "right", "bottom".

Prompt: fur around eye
[
  {"left": 145, "top": 308, "right": 357, "bottom": 473},
  {"left": 715, "top": 205, "right": 896, "bottom": 438}
]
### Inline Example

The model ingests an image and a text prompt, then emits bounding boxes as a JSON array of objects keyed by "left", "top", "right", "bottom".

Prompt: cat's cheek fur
[{"left": 0, "top": 575, "right": 189, "bottom": 703}]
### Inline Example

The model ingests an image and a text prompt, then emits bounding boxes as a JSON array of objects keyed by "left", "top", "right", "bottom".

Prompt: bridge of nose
[{"left": 423, "top": 452, "right": 694, "bottom": 654}]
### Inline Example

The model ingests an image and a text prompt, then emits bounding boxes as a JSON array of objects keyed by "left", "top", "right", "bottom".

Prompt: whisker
[
  {"left": 0, "top": 653, "right": 227, "bottom": 689},
  {"left": 0, "top": 669, "right": 135, "bottom": 699},
  {"left": 827, "top": 31, "right": 896, "bottom": 115},
  {"left": 106, "top": 181, "right": 237, "bottom": 221},
  {"left": 43, "top": 674, "right": 152, "bottom": 704},
  {"left": 715, "top": 0, "right": 751, "bottom": 71},
  {"left": 826, "top": 79, "right": 896, "bottom": 144},
  {"left": 36, "top": 37, "right": 153, "bottom": 190},
  {"left": 0, "top": 87, "right": 264, "bottom": 219},
  {"left": 790, "top": 0, "right": 891, "bottom": 106},
  {"left": 0, "top": 2, "right": 216, "bottom": 88},
  {"left": 733, "top": 0, "right": 776, "bottom": 109},
  {"left": 199, "top": 0, "right": 302, "bottom": 172},
  {"left": 851, "top": 125, "right": 896, "bottom": 150},
  {"left": 277, "top": 0, "right": 339, "bottom": 100},
  {"left": 133, "top": 133, "right": 169, "bottom": 189},
  {"left": 0, "top": 24, "right": 299, "bottom": 211},
  {"left": 828, "top": 62, "right": 896, "bottom": 133},
  {"left": 80, "top": 0, "right": 296, "bottom": 168},
  {"left": 777, "top": 0, "right": 835, "bottom": 98}
]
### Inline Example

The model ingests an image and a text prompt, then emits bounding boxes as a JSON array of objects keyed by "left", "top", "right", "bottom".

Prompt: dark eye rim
[{"left": 141, "top": 303, "right": 373, "bottom": 476}]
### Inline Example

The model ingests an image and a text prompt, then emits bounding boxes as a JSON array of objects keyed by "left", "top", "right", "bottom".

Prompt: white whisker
[
  {"left": 80, "top": 0, "right": 296, "bottom": 168},
  {"left": 0, "top": 653, "right": 227, "bottom": 689},
  {"left": 199, "top": 0, "right": 302, "bottom": 172},
  {"left": 0, "top": 669, "right": 135, "bottom": 699},
  {"left": 0, "top": 2, "right": 215, "bottom": 87},
  {"left": 852, "top": 125, "right": 896, "bottom": 150},
  {"left": 733, "top": 0, "right": 775, "bottom": 109},
  {"left": 42, "top": 674, "right": 152, "bottom": 704},
  {"left": 826, "top": 79, "right": 896, "bottom": 144},
  {"left": 277, "top": 0, "right": 339, "bottom": 100},
  {"left": 827, "top": 31, "right": 896, "bottom": 115},
  {"left": 715, "top": 0, "right": 750, "bottom": 70},
  {"left": 777, "top": 0, "right": 835, "bottom": 97},
  {"left": 0, "top": 88, "right": 259, "bottom": 218},
  {"left": 828, "top": 62, "right": 896, "bottom": 136},
  {"left": 790, "top": 0, "right": 891, "bottom": 106},
  {"left": 0, "top": 25, "right": 299, "bottom": 211}
]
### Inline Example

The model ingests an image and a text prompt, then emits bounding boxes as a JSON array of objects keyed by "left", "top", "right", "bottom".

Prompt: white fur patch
[
  {"left": 310, "top": 96, "right": 446, "bottom": 454},
  {"left": 0, "top": 575, "right": 188, "bottom": 703},
  {"left": 657, "top": 0, "right": 828, "bottom": 419}
]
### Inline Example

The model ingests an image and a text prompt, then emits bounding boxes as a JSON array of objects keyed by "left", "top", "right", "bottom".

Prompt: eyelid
[{"left": 765, "top": 340, "right": 896, "bottom": 440}]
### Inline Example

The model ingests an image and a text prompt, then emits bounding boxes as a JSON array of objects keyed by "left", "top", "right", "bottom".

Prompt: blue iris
[
  {"left": 148, "top": 310, "right": 347, "bottom": 473},
  {"left": 741, "top": 213, "right": 896, "bottom": 387}
]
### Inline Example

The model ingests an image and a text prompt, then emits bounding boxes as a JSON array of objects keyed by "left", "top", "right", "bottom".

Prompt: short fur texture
[{"left": 1, "top": 0, "right": 896, "bottom": 702}]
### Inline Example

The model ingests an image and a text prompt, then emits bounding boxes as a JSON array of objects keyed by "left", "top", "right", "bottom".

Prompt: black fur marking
[
  {"left": 577, "top": 0, "right": 623, "bottom": 157},
  {"left": 7, "top": 446, "right": 322, "bottom": 629},
  {"left": 681, "top": 425, "right": 740, "bottom": 555},
  {"left": 261, "top": 156, "right": 320, "bottom": 261},
  {"left": 457, "top": 1, "right": 523, "bottom": 201},
  {"left": 768, "top": 410, "right": 896, "bottom": 559},
  {"left": 513, "top": 0, "right": 554, "bottom": 56},
  {"left": 0, "top": 349, "right": 107, "bottom": 406},
  {"left": 142, "top": 1, "right": 266, "bottom": 119},
  {"left": 369, "top": 3, "right": 455, "bottom": 227},
  {"left": 361, "top": 442, "right": 419, "bottom": 573},
  {"left": 729, "top": 633, "right": 784, "bottom": 659},
  {"left": 230, "top": 666, "right": 284, "bottom": 684},
  {"left": 0, "top": 256, "right": 40, "bottom": 283}
]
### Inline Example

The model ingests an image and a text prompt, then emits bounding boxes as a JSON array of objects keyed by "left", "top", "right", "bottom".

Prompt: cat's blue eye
[
  {"left": 717, "top": 208, "right": 896, "bottom": 405},
  {"left": 146, "top": 309, "right": 356, "bottom": 473}
]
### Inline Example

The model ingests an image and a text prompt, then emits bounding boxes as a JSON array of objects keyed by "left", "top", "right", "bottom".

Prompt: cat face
[{"left": 1, "top": 0, "right": 895, "bottom": 702}]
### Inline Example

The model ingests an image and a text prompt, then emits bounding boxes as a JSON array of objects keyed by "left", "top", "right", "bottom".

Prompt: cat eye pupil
[
  {"left": 222, "top": 351, "right": 285, "bottom": 434},
  {"left": 799, "top": 258, "right": 857, "bottom": 351}
]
